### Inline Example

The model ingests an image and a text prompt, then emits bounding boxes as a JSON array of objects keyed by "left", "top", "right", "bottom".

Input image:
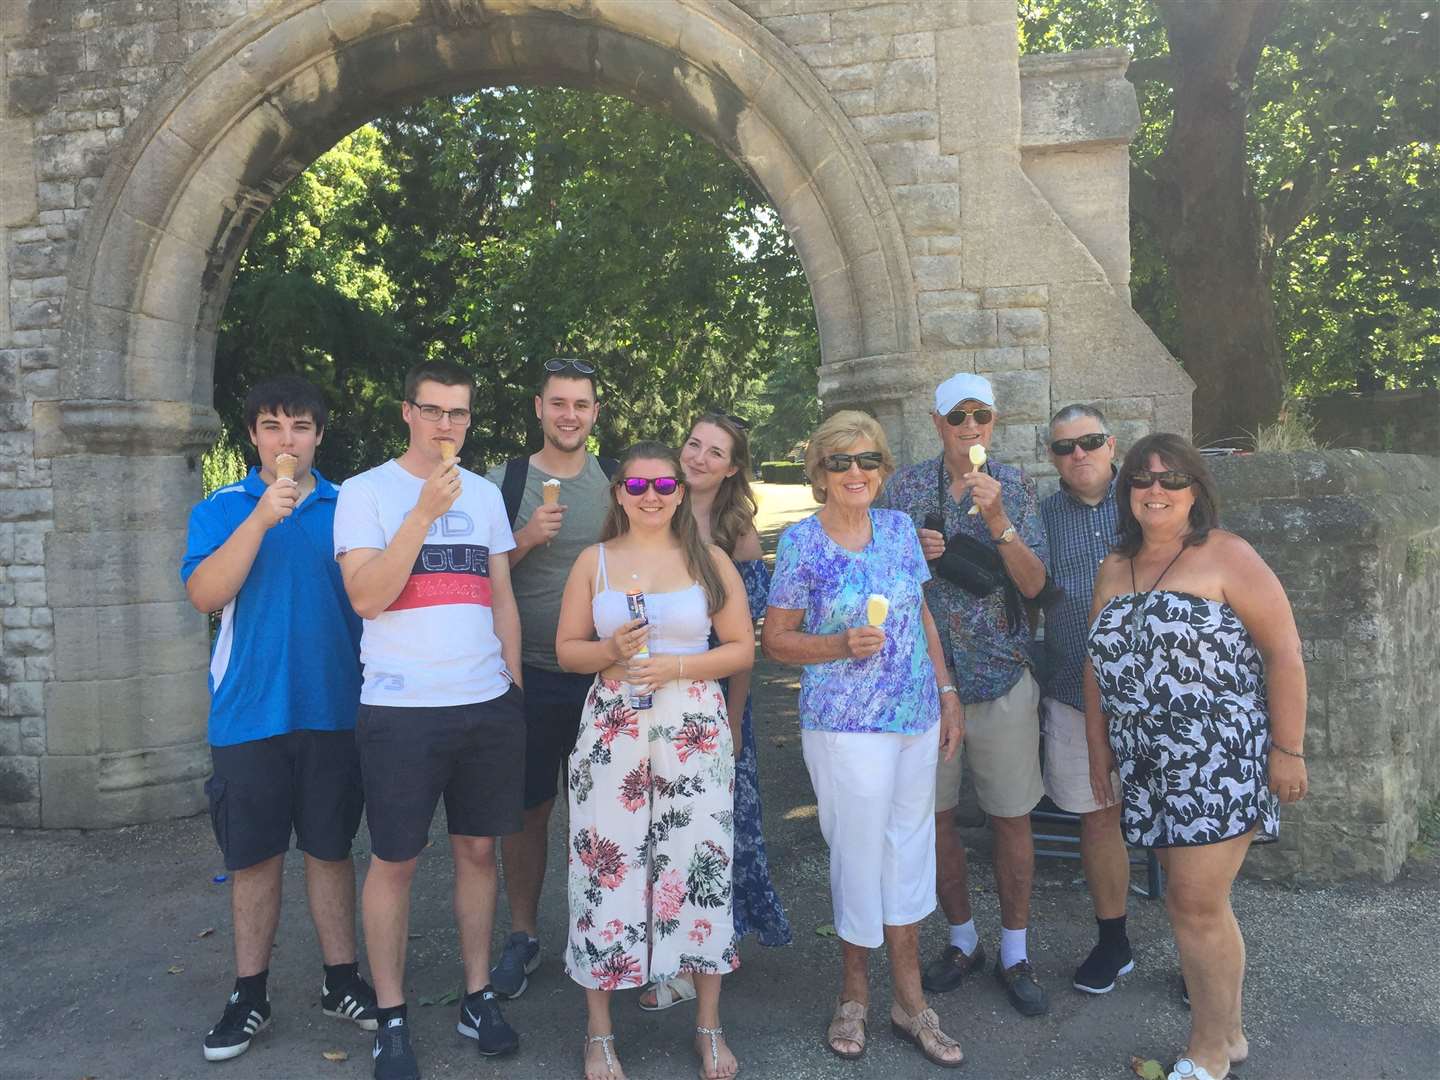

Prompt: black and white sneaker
[
  {"left": 202, "top": 990, "right": 271, "bottom": 1062},
  {"left": 323, "top": 970, "right": 380, "bottom": 1031},
  {"left": 372, "top": 1016, "right": 420, "bottom": 1080},
  {"left": 456, "top": 986, "right": 519, "bottom": 1056},
  {"left": 1072, "top": 940, "right": 1135, "bottom": 994}
]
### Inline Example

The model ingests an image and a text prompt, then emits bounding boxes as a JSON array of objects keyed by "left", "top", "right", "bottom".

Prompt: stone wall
[
  {"left": 1307, "top": 389, "right": 1440, "bottom": 457},
  {"left": 2, "top": 0, "right": 1186, "bottom": 827},
  {"left": 1214, "top": 451, "right": 1440, "bottom": 882}
]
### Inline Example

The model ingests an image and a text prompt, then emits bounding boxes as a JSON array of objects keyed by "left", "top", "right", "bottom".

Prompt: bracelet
[
  {"left": 938, "top": 684, "right": 958, "bottom": 697},
  {"left": 1272, "top": 742, "right": 1305, "bottom": 759}
]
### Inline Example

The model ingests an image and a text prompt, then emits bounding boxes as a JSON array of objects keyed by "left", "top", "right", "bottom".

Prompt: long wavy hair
[
  {"left": 1113, "top": 433, "right": 1221, "bottom": 557},
  {"left": 601, "top": 441, "right": 729, "bottom": 615},
  {"left": 687, "top": 414, "right": 758, "bottom": 556}
]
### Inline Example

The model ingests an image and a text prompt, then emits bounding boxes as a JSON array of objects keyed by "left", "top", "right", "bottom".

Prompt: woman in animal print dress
[{"left": 1084, "top": 434, "right": 1307, "bottom": 1080}]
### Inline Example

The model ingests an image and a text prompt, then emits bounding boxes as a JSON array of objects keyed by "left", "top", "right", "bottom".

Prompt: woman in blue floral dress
[{"left": 639, "top": 415, "right": 793, "bottom": 1013}]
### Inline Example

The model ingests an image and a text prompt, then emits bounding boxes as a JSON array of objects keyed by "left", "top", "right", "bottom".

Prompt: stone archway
[{"left": 35, "top": 0, "right": 921, "bottom": 826}]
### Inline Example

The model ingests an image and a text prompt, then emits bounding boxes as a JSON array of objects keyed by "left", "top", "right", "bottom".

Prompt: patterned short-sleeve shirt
[
  {"left": 767, "top": 509, "right": 939, "bottom": 735},
  {"left": 878, "top": 455, "right": 1049, "bottom": 704}
]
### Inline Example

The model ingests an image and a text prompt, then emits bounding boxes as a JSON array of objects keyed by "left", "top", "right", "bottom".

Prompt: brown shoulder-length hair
[
  {"left": 1114, "top": 433, "right": 1221, "bottom": 557},
  {"left": 687, "top": 413, "right": 758, "bottom": 557},
  {"left": 601, "top": 441, "right": 729, "bottom": 615}
]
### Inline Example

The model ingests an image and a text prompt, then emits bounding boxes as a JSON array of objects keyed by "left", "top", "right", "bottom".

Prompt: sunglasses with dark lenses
[
  {"left": 545, "top": 357, "right": 596, "bottom": 375},
  {"left": 619, "top": 475, "right": 680, "bottom": 496},
  {"left": 945, "top": 407, "right": 994, "bottom": 427},
  {"left": 1128, "top": 469, "right": 1195, "bottom": 491},
  {"left": 822, "top": 452, "right": 885, "bottom": 473},
  {"left": 1050, "top": 432, "right": 1109, "bottom": 456}
]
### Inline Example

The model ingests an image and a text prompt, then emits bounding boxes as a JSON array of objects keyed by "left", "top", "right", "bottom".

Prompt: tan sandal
[
  {"left": 826, "top": 998, "right": 867, "bottom": 1060},
  {"left": 890, "top": 1005, "right": 964, "bottom": 1069}
]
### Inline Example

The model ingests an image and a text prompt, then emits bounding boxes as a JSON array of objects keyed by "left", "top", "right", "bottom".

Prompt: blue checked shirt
[{"left": 1038, "top": 471, "right": 1119, "bottom": 710}]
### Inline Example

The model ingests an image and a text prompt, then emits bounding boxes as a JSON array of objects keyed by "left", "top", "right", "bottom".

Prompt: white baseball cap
[{"left": 934, "top": 373, "right": 996, "bottom": 415}]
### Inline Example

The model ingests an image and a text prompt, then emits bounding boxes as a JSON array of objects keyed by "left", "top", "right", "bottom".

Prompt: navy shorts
[
  {"left": 520, "top": 664, "right": 592, "bottom": 810},
  {"left": 205, "top": 729, "right": 364, "bottom": 872},
  {"left": 356, "top": 685, "right": 526, "bottom": 862}
]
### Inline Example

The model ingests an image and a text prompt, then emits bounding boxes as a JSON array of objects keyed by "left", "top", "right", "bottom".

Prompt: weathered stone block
[
  {"left": 973, "top": 346, "right": 1026, "bottom": 372},
  {"left": 764, "top": 13, "right": 831, "bottom": 44},
  {"left": 4, "top": 627, "right": 53, "bottom": 656},
  {"left": 875, "top": 58, "right": 936, "bottom": 114},
  {"left": 51, "top": 600, "right": 207, "bottom": 682},
  {"left": 922, "top": 309, "right": 997, "bottom": 349},
  {"left": 852, "top": 111, "right": 937, "bottom": 143},
  {"left": 41, "top": 747, "right": 209, "bottom": 828},
  {"left": 917, "top": 289, "right": 981, "bottom": 315},
  {"left": 910, "top": 255, "right": 962, "bottom": 292},
  {"left": 893, "top": 183, "right": 958, "bottom": 235},
  {"left": 0, "top": 755, "right": 40, "bottom": 807},
  {"left": 989, "top": 370, "right": 1050, "bottom": 422},
  {"left": 46, "top": 670, "right": 209, "bottom": 755},
  {"left": 998, "top": 307, "right": 1049, "bottom": 346}
]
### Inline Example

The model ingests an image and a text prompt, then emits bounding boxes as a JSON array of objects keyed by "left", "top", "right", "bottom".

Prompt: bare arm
[
  {"left": 554, "top": 547, "right": 629, "bottom": 675},
  {"left": 185, "top": 479, "right": 299, "bottom": 613},
  {"left": 761, "top": 606, "right": 879, "bottom": 665},
  {"left": 922, "top": 601, "right": 964, "bottom": 760},
  {"left": 488, "top": 550, "right": 522, "bottom": 689},
  {"left": 507, "top": 502, "right": 567, "bottom": 566}
]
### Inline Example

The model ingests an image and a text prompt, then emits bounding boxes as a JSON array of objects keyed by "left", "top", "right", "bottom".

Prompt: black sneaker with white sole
[
  {"left": 202, "top": 990, "right": 271, "bottom": 1062},
  {"left": 322, "top": 970, "right": 380, "bottom": 1031},
  {"left": 372, "top": 1015, "right": 420, "bottom": 1080},
  {"left": 457, "top": 986, "right": 520, "bottom": 1056},
  {"left": 1072, "top": 940, "right": 1135, "bottom": 994}
]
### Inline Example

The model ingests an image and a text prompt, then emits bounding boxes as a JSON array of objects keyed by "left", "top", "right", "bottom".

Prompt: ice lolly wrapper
[
  {"left": 273, "top": 453, "right": 298, "bottom": 481},
  {"left": 967, "top": 443, "right": 986, "bottom": 513},
  {"left": 437, "top": 438, "right": 457, "bottom": 459},
  {"left": 542, "top": 478, "right": 561, "bottom": 505},
  {"left": 866, "top": 593, "right": 889, "bottom": 626}
]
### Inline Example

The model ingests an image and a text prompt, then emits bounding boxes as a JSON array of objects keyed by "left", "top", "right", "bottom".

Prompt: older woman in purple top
[{"left": 762, "top": 411, "right": 964, "bottom": 1070}]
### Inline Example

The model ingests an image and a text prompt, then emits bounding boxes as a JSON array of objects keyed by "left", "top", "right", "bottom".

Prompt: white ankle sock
[
  {"left": 999, "top": 926, "right": 1028, "bottom": 969},
  {"left": 948, "top": 920, "right": 979, "bottom": 955}
]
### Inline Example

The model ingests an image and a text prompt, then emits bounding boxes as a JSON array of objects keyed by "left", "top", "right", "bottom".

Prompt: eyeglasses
[
  {"left": 1051, "top": 432, "right": 1109, "bottom": 456},
  {"left": 619, "top": 475, "right": 680, "bottom": 496},
  {"left": 407, "top": 400, "right": 472, "bottom": 425},
  {"left": 723, "top": 412, "right": 751, "bottom": 431},
  {"left": 1128, "top": 470, "right": 1195, "bottom": 491},
  {"left": 822, "top": 452, "right": 885, "bottom": 473},
  {"left": 945, "top": 407, "right": 994, "bottom": 427},
  {"left": 544, "top": 358, "right": 596, "bottom": 375}
]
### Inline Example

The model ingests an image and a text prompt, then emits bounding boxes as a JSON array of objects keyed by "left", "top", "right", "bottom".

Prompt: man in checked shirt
[{"left": 1038, "top": 404, "right": 1135, "bottom": 995}]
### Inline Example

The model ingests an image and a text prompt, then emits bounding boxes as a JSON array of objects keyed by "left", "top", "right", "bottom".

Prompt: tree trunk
[{"left": 1149, "top": 0, "right": 1288, "bottom": 445}]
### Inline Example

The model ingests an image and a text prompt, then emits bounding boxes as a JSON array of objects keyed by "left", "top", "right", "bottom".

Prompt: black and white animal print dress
[{"left": 1087, "top": 590, "right": 1279, "bottom": 848}]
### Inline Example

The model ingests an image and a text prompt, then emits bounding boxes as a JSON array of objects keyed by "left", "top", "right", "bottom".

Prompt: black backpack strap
[
  {"left": 501, "top": 457, "right": 529, "bottom": 527},
  {"left": 598, "top": 456, "right": 619, "bottom": 480}
]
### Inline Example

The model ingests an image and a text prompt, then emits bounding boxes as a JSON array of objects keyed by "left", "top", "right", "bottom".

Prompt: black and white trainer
[
  {"left": 372, "top": 1015, "right": 420, "bottom": 1080},
  {"left": 457, "top": 986, "right": 520, "bottom": 1056},
  {"left": 202, "top": 990, "right": 271, "bottom": 1062},
  {"left": 1073, "top": 940, "right": 1135, "bottom": 995},
  {"left": 322, "top": 970, "right": 380, "bottom": 1031}
]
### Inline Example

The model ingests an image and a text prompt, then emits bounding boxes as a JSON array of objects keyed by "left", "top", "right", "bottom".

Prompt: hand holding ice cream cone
[
  {"left": 436, "top": 438, "right": 457, "bottom": 461},
  {"left": 967, "top": 444, "right": 986, "bottom": 514},
  {"left": 273, "top": 452, "right": 298, "bottom": 482},
  {"left": 866, "top": 593, "right": 890, "bottom": 626},
  {"left": 542, "top": 478, "right": 561, "bottom": 505}
]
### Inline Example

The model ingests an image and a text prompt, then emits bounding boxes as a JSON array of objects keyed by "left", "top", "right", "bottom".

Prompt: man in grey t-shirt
[{"left": 483, "top": 358, "right": 611, "bottom": 998}]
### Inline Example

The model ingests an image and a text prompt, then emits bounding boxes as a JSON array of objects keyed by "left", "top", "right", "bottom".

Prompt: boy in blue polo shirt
[{"left": 182, "top": 376, "right": 376, "bottom": 1063}]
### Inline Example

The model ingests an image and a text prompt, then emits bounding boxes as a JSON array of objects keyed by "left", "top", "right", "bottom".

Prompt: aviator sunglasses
[
  {"left": 619, "top": 475, "right": 680, "bottom": 496},
  {"left": 1128, "top": 469, "right": 1195, "bottom": 491},
  {"left": 1050, "top": 432, "right": 1109, "bottom": 456},
  {"left": 945, "top": 407, "right": 993, "bottom": 426},
  {"left": 545, "top": 357, "right": 596, "bottom": 375},
  {"left": 822, "top": 451, "right": 885, "bottom": 473}
]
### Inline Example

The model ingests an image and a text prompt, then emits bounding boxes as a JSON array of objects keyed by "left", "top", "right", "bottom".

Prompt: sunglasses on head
[
  {"left": 619, "top": 475, "right": 680, "bottom": 496},
  {"left": 1051, "top": 432, "right": 1109, "bottom": 456},
  {"left": 945, "top": 407, "right": 993, "bottom": 427},
  {"left": 1128, "top": 469, "right": 1195, "bottom": 491},
  {"left": 545, "top": 358, "right": 596, "bottom": 375},
  {"left": 822, "top": 452, "right": 885, "bottom": 473}
]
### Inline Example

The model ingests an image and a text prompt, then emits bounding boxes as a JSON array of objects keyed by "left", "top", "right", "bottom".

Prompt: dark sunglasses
[
  {"left": 545, "top": 358, "right": 596, "bottom": 375},
  {"left": 1051, "top": 432, "right": 1109, "bottom": 456},
  {"left": 1128, "top": 469, "right": 1195, "bottom": 491},
  {"left": 822, "top": 452, "right": 885, "bottom": 473},
  {"left": 619, "top": 475, "right": 680, "bottom": 496},
  {"left": 945, "top": 407, "right": 994, "bottom": 427}
]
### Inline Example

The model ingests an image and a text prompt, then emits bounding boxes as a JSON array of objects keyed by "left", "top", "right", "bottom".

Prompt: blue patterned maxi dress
[{"left": 728, "top": 560, "right": 792, "bottom": 946}]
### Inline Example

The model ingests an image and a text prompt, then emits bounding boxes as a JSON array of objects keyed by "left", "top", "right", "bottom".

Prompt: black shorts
[
  {"left": 206, "top": 730, "right": 364, "bottom": 872},
  {"left": 356, "top": 685, "right": 526, "bottom": 862},
  {"left": 520, "top": 664, "right": 593, "bottom": 810}
]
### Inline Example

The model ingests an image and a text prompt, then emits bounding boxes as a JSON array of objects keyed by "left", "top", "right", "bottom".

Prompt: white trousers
[{"left": 802, "top": 726, "right": 939, "bottom": 948}]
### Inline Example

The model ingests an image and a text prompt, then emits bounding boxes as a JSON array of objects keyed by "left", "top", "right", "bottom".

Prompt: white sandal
[
  {"left": 1169, "top": 1058, "right": 1228, "bottom": 1080},
  {"left": 638, "top": 974, "right": 696, "bottom": 1012},
  {"left": 585, "top": 1033, "right": 620, "bottom": 1078}
]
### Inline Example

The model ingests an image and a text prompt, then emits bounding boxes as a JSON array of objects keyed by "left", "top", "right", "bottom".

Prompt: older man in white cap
[{"left": 877, "top": 372, "right": 1052, "bottom": 1017}]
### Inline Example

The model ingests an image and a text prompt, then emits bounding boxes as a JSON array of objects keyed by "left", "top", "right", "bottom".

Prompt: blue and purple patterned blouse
[{"left": 768, "top": 510, "right": 939, "bottom": 735}]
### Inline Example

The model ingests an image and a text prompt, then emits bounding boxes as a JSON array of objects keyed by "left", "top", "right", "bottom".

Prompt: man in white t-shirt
[{"left": 334, "top": 360, "right": 524, "bottom": 1080}]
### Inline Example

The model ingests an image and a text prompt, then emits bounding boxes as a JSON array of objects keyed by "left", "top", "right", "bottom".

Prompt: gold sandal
[
  {"left": 890, "top": 1005, "right": 964, "bottom": 1069},
  {"left": 826, "top": 999, "right": 867, "bottom": 1060}
]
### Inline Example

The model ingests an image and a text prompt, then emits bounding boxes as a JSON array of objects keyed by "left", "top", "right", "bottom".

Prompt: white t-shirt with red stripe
[{"left": 334, "top": 460, "right": 516, "bottom": 707}]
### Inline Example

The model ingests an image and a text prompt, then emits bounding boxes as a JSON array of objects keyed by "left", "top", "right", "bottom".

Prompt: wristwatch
[
  {"left": 939, "top": 685, "right": 958, "bottom": 697},
  {"left": 995, "top": 525, "right": 1017, "bottom": 545}
]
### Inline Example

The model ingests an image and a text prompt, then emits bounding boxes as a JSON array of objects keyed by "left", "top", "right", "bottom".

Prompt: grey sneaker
[{"left": 488, "top": 932, "right": 540, "bottom": 999}]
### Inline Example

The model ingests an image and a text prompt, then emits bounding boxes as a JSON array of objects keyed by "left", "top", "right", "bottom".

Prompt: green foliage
[
  {"left": 1019, "top": 0, "right": 1438, "bottom": 395},
  {"left": 759, "top": 461, "right": 807, "bottom": 484},
  {"left": 200, "top": 429, "right": 247, "bottom": 497},
  {"left": 216, "top": 90, "right": 818, "bottom": 478}
]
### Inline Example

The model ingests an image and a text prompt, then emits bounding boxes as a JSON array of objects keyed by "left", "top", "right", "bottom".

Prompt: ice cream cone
[
  {"left": 273, "top": 453, "right": 298, "bottom": 481},
  {"left": 437, "top": 438, "right": 457, "bottom": 460},
  {"left": 967, "top": 444, "right": 986, "bottom": 514},
  {"left": 866, "top": 593, "right": 889, "bottom": 626},
  {"left": 542, "top": 478, "right": 561, "bottom": 505}
]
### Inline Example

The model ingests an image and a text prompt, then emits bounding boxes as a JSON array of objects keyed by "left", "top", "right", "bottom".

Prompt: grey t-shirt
[{"left": 484, "top": 455, "right": 611, "bottom": 672}]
